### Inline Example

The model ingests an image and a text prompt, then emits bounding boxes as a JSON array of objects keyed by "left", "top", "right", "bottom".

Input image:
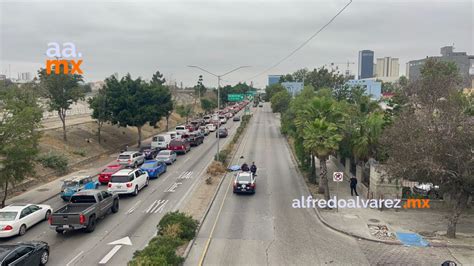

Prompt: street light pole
[{"left": 187, "top": 65, "right": 250, "bottom": 162}]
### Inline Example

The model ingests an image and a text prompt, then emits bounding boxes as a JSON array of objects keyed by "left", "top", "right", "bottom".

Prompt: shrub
[
  {"left": 72, "top": 149, "right": 86, "bottom": 157},
  {"left": 158, "top": 211, "right": 199, "bottom": 241},
  {"left": 37, "top": 152, "right": 68, "bottom": 173},
  {"left": 207, "top": 161, "right": 226, "bottom": 176},
  {"left": 214, "top": 149, "right": 231, "bottom": 164},
  {"left": 130, "top": 235, "right": 183, "bottom": 266}
]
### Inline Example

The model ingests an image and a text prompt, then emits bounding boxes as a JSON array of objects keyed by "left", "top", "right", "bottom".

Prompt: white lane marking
[
  {"left": 99, "top": 245, "right": 122, "bottom": 265},
  {"left": 127, "top": 200, "right": 142, "bottom": 214},
  {"left": 155, "top": 200, "right": 169, "bottom": 213},
  {"left": 145, "top": 200, "right": 158, "bottom": 213},
  {"left": 66, "top": 250, "right": 84, "bottom": 266},
  {"left": 164, "top": 182, "right": 182, "bottom": 192},
  {"left": 149, "top": 200, "right": 164, "bottom": 213}
]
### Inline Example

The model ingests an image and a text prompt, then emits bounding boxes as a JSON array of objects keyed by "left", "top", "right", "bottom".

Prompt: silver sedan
[{"left": 155, "top": 150, "right": 177, "bottom": 165}]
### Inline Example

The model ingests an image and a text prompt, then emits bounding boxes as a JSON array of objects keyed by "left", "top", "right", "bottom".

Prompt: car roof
[
  {"left": 64, "top": 175, "right": 92, "bottom": 182},
  {"left": 113, "top": 169, "right": 135, "bottom": 175},
  {"left": 72, "top": 189, "right": 101, "bottom": 196},
  {"left": 0, "top": 204, "right": 30, "bottom": 212},
  {"left": 237, "top": 172, "right": 252, "bottom": 177},
  {"left": 119, "top": 151, "right": 136, "bottom": 155}
]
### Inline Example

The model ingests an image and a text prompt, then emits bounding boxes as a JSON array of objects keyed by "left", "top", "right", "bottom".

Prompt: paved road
[
  {"left": 185, "top": 103, "right": 459, "bottom": 265},
  {"left": 0, "top": 111, "right": 244, "bottom": 266}
]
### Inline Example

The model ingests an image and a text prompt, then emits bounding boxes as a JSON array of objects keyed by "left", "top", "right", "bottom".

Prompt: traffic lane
[
  {"left": 262, "top": 105, "right": 368, "bottom": 265},
  {"left": 0, "top": 117, "right": 241, "bottom": 263},
  {"left": 187, "top": 105, "right": 369, "bottom": 265},
  {"left": 78, "top": 133, "right": 237, "bottom": 266},
  {"left": 184, "top": 106, "right": 262, "bottom": 265},
  {"left": 53, "top": 115, "right": 243, "bottom": 265}
]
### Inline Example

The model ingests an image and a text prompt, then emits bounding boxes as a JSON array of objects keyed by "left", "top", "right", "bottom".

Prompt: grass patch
[
  {"left": 36, "top": 152, "right": 68, "bottom": 174},
  {"left": 72, "top": 148, "right": 86, "bottom": 157},
  {"left": 129, "top": 211, "right": 198, "bottom": 266}
]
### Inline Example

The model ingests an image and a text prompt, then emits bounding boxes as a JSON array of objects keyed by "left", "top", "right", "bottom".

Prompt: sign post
[{"left": 333, "top": 172, "right": 343, "bottom": 212}]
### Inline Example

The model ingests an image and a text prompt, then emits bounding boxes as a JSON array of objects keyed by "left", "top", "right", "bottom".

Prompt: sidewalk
[{"left": 310, "top": 156, "right": 474, "bottom": 249}]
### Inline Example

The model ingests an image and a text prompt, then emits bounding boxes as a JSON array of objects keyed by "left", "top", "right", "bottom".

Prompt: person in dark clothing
[
  {"left": 350, "top": 176, "right": 359, "bottom": 196},
  {"left": 241, "top": 162, "right": 249, "bottom": 172},
  {"left": 250, "top": 162, "right": 257, "bottom": 176}
]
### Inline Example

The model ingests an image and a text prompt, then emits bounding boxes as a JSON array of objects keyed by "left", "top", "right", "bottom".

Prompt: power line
[{"left": 247, "top": 0, "right": 353, "bottom": 81}]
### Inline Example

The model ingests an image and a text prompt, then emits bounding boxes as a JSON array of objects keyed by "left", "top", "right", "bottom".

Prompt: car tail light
[
  {"left": 126, "top": 183, "right": 133, "bottom": 188},
  {"left": 128, "top": 159, "right": 132, "bottom": 162},
  {"left": 108, "top": 183, "right": 112, "bottom": 188},
  {"left": 79, "top": 214, "right": 86, "bottom": 224},
  {"left": 250, "top": 183, "right": 255, "bottom": 188},
  {"left": 182, "top": 145, "right": 185, "bottom": 149},
  {"left": 2, "top": 225, "right": 13, "bottom": 231},
  {"left": 48, "top": 216, "right": 52, "bottom": 225}
]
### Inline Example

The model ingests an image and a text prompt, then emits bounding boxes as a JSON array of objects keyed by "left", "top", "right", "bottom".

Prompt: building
[
  {"left": 281, "top": 82, "right": 304, "bottom": 97},
  {"left": 346, "top": 78, "right": 382, "bottom": 99},
  {"left": 0, "top": 74, "right": 6, "bottom": 81},
  {"left": 358, "top": 50, "right": 374, "bottom": 79},
  {"left": 268, "top": 75, "right": 282, "bottom": 86},
  {"left": 375, "top": 57, "right": 400, "bottom": 83},
  {"left": 18, "top": 72, "right": 32, "bottom": 81},
  {"left": 407, "top": 46, "right": 474, "bottom": 88}
]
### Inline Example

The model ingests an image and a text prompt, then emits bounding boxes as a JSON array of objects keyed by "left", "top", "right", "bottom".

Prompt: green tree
[
  {"left": 194, "top": 75, "right": 206, "bottom": 99},
  {"left": 265, "top": 83, "right": 285, "bottom": 101},
  {"left": 351, "top": 112, "right": 385, "bottom": 166},
  {"left": 151, "top": 70, "right": 166, "bottom": 86},
  {"left": 302, "top": 118, "right": 342, "bottom": 200},
  {"left": 270, "top": 90, "right": 291, "bottom": 113},
  {"left": 38, "top": 66, "right": 85, "bottom": 141},
  {"left": 88, "top": 88, "right": 110, "bottom": 144},
  {"left": 105, "top": 74, "right": 172, "bottom": 147},
  {"left": 176, "top": 104, "right": 193, "bottom": 124},
  {"left": 382, "top": 59, "right": 472, "bottom": 238},
  {"left": 201, "top": 98, "right": 217, "bottom": 114},
  {"left": 0, "top": 85, "right": 43, "bottom": 207}
]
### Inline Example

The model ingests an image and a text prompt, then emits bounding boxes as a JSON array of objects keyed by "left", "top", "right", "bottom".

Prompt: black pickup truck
[{"left": 49, "top": 190, "right": 119, "bottom": 233}]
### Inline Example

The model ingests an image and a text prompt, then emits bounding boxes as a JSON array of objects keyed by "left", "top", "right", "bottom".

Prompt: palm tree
[{"left": 303, "top": 118, "right": 342, "bottom": 200}]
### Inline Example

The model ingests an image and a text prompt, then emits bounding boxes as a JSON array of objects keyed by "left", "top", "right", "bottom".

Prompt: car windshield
[
  {"left": 158, "top": 136, "right": 165, "bottom": 141},
  {"left": 170, "top": 140, "right": 183, "bottom": 146},
  {"left": 70, "top": 195, "right": 96, "bottom": 203},
  {"left": 158, "top": 151, "right": 170, "bottom": 156},
  {"left": 111, "top": 175, "right": 132, "bottom": 183},
  {"left": 118, "top": 154, "right": 130, "bottom": 159},
  {"left": 0, "top": 212, "right": 18, "bottom": 221},
  {"left": 103, "top": 166, "right": 118, "bottom": 173},
  {"left": 142, "top": 162, "right": 157, "bottom": 168},
  {"left": 63, "top": 181, "right": 78, "bottom": 187},
  {"left": 176, "top": 126, "right": 185, "bottom": 130},
  {"left": 237, "top": 175, "right": 251, "bottom": 182}
]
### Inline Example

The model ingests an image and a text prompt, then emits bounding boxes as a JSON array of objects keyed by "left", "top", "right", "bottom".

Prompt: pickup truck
[{"left": 49, "top": 190, "right": 119, "bottom": 233}]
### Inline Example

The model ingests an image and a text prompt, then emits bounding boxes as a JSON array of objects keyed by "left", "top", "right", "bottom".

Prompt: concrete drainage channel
[{"left": 182, "top": 115, "right": 253, "bottom": 261}]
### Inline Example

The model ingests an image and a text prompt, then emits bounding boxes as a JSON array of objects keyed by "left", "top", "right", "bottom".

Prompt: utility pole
[{"left": 188, "top": 65, "right": 250, "bottom": 161}]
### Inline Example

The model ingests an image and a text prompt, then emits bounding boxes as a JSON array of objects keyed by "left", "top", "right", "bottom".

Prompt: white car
[
  {"left": 0, "top": 204, "right": 52, "bottom": 237},
  {"left": 175, "top": 125, "right": 189, "bottom": 135},
  {"left": 206, "top": 123, "right": 216, "bottom": 132},
  {"left": 116, "top": 151, "right": 145, "bottom": 168},
  {"left": 108, "top": 168, "right": 149, "bottom": 196}
]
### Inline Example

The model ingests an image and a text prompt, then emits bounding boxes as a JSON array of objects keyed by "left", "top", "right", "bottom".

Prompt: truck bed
[{"left": 54, "top": 203, "right": 94, "bottom": 214}]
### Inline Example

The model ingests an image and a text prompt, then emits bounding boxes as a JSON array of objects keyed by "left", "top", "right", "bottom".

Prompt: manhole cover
[
  {"left": 37, "top": 188, "right": 49, "bottom": 192},
  {"left": 369, "top": 219, "right": 380, "bottom": 223}
]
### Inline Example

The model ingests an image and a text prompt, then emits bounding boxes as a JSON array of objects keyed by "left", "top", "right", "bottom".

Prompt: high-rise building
[
  {"left": 358, "top": 50, "right": 374, "bottom": 79},
  {"left": 407, "top": 46, "right": 474, "bottom": 88},
  {"left": 18, "top": 72, "right": 32, "bottom": 81},
  {"left": 375, "top": 57, "right": 400, "bottom": 82},
  {"left": 268, "top": 75, "right": 282, "bottom": 86}
]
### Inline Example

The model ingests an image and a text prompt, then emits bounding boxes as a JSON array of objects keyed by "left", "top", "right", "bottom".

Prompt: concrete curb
[
  {"left": 182, "top": 113, "right": 253, "bottom": 260},
  {"left": 283, "top": 136, "right": 474, "bottom": 250}
]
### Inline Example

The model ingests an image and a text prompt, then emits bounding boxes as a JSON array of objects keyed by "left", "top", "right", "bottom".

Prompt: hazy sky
[{"left": 1, "top": 0, "right": 472, "bottom": 88}]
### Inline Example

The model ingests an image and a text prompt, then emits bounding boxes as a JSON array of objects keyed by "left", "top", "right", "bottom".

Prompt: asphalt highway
[
  {"left": 0, "top": 112, "right": 243, "bottom": 266},
  {"left": 185, "top": 104, "right": 371, "bottom": 265}
]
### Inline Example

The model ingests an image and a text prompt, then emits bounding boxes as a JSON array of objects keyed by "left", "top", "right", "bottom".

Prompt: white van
[
  {"left": 167, "top": 131, "right": 178, "bottom": 139},
  {"left": 175, "top": 125, "right": 188, "bottom": 135},
  {"left": 151, "top": 134, "right": 172, "bottom": 150}
]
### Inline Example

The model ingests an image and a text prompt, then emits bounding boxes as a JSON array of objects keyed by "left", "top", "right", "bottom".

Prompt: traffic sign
[
  {"left": 227, "top": 94, "right": 244, "bottom": 102},
  {"left": 333, "top": 172, "right": 343, "bottom": 182}
]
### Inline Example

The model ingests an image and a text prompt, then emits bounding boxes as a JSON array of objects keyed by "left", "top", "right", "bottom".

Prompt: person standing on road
[
  {"left": 350, "top": 176, "right": 359, "bottom": 196},
  {"left": 250, "top": 162, "right": 257, "bottom": 176},
  {"left": 241, "top": 162, "right": 249, "bottom": 172}
]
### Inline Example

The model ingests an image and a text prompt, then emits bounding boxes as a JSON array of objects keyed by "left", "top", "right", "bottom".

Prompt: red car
[
  {"left": 185, "top": 124, "right": 195, "bottom": 132},
  {"left": 168, "top": 139, "right": 191, "bottom": 154},
  {"left": 98, "top": 164, "right": 123, "bottom": 184}
]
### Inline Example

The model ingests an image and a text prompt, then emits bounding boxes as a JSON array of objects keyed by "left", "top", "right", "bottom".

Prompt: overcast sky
[{"left": 1, "top": 0, "right": 472, "bottom": 88}]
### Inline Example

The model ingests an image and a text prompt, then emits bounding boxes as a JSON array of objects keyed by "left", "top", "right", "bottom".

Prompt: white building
[
  {"left": 18, "top": 72, "right": 32, "bottom": 81},
  {"left": 375, "top": 57, "right": 399, "bottom": 82}
]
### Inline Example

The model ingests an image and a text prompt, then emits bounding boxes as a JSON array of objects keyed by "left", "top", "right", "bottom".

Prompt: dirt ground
[
  {"left": 3, "top": 113, "right": 185, "bottom": 199},
  {"left": 181, "top": 175, "right": 224, "bottom": 221}
]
